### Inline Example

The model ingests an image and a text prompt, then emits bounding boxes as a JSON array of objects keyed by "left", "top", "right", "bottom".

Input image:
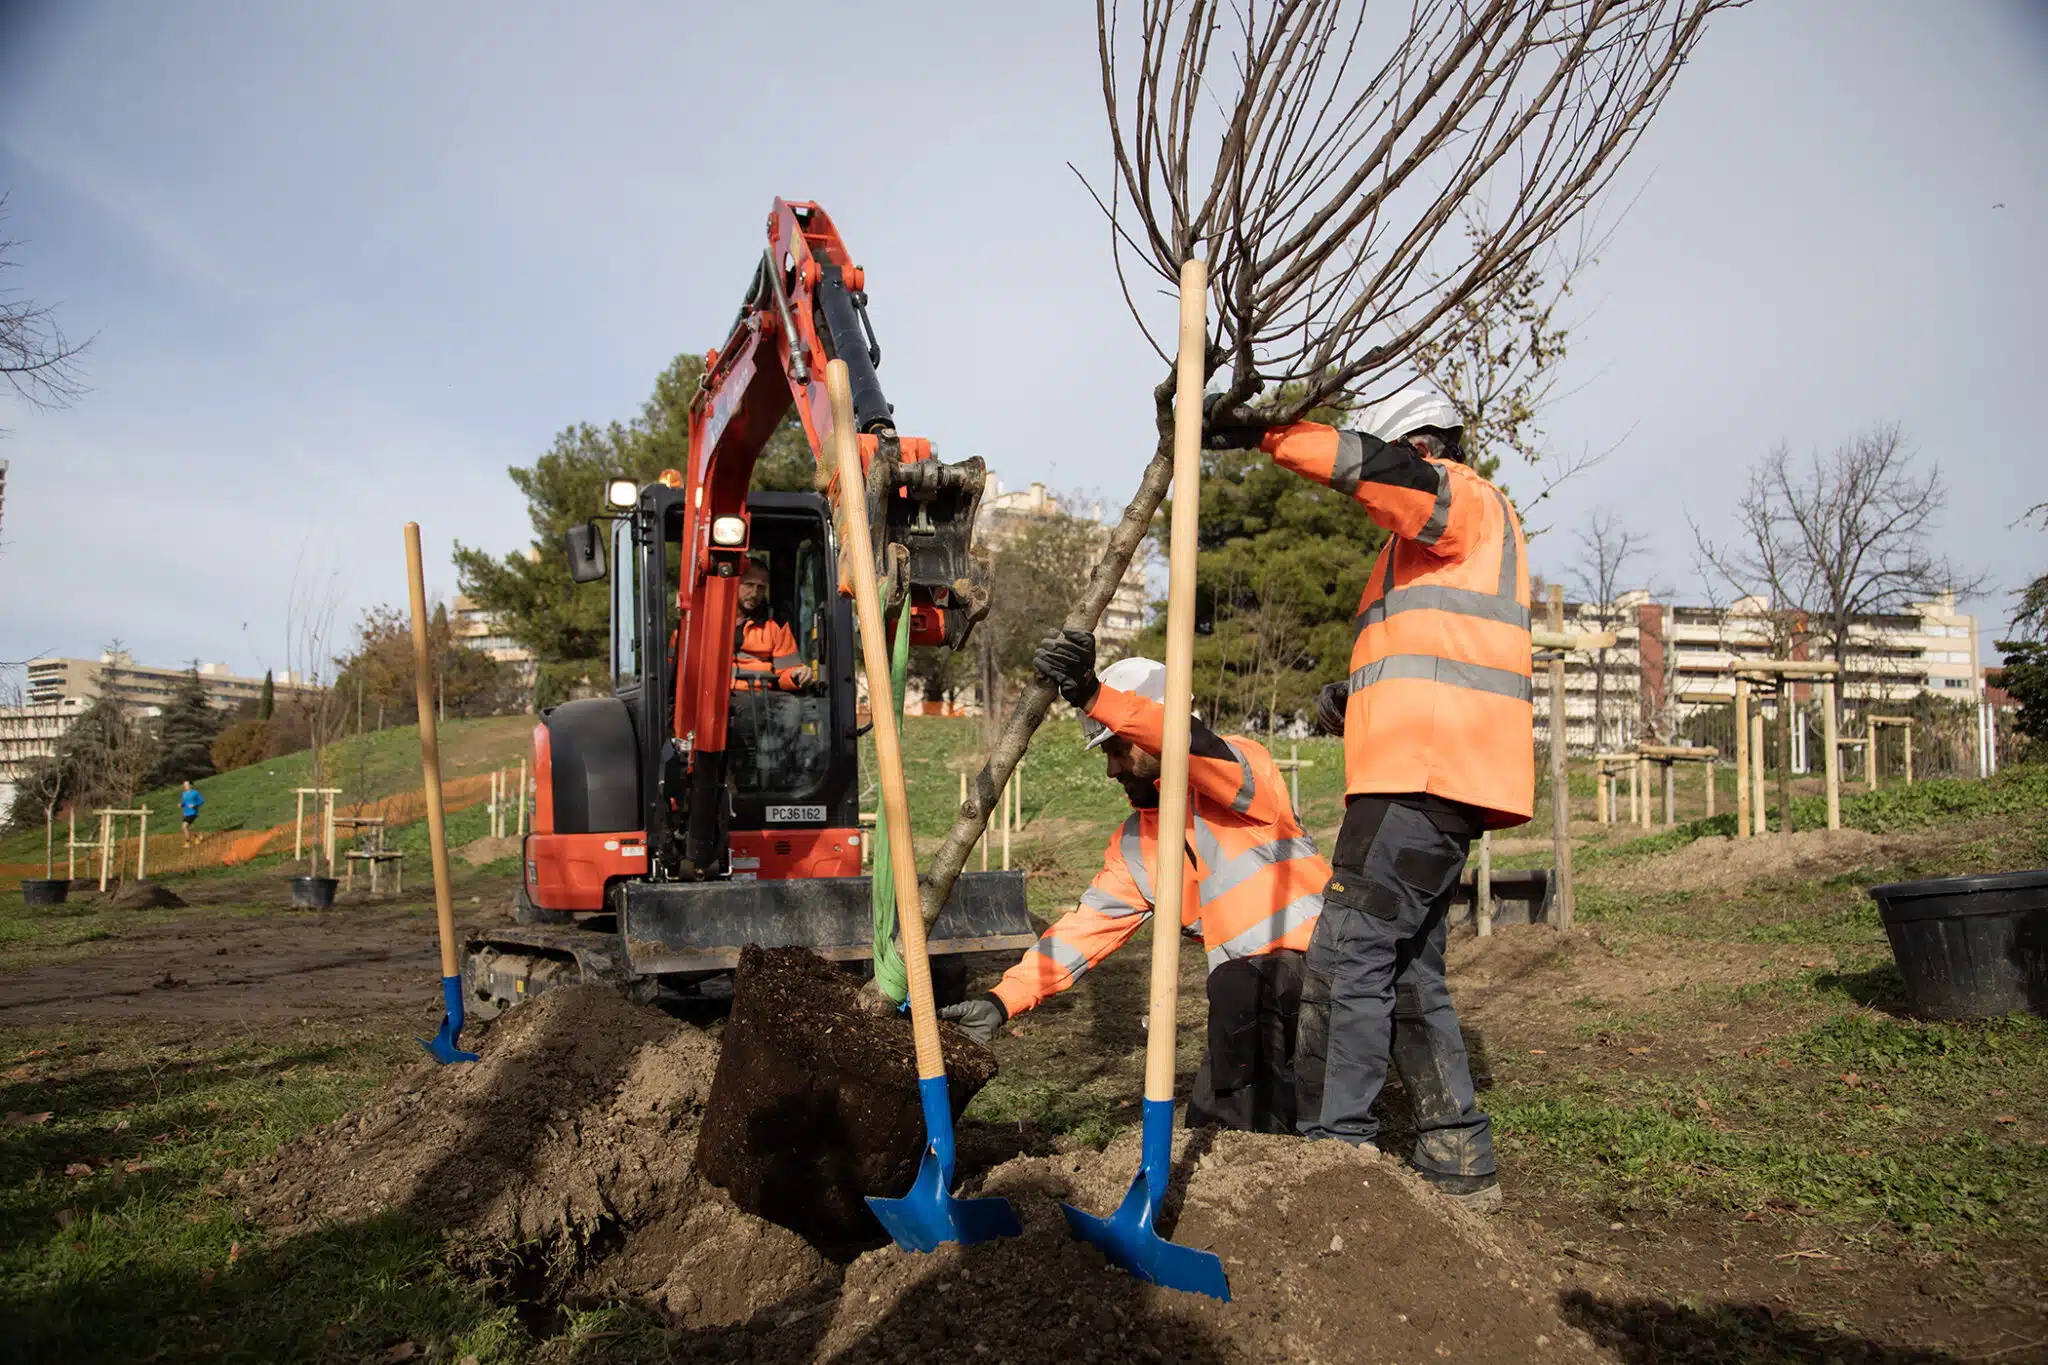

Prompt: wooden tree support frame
[
  {"left": 1594, "top": 747, "right": 1720, "bottom": 830},
  {"left": 1723, "top": 660, "right": 1842, "bottom": 842},
  {"left": 293, "top": 787, "right": 342, "bottom": 875},
  {"left": 91, "top": 808, "right": 151, "bottom": 890},
  {"left": 1866, "top": 716, "right": 1915, "bottom": 788},
  {"left": 1529, "top": 595, "right": 1615, "bottom": 936}
]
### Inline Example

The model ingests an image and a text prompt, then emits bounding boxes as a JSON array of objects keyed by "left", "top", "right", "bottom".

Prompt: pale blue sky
[{"left": 2, "top": 1, "right": 2043, "bottom": 680}]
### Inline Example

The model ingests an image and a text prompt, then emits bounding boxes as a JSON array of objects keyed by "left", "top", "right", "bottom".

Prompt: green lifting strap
[{"left": 870, "top": 602, "right": 913, "bottom": 1004}]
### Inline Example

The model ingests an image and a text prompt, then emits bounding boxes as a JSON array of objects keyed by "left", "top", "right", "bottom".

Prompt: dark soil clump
[
  {"left": 111, "top": 880, "right": 186, "bottom": 909},
  {"left": 696, "top": 945, "right": 998, "bottom": 1253}
]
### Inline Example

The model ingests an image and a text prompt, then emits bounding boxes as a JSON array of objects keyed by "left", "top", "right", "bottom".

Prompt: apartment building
[
  {"left": 1532, "top": 591, "right": 1984, "bottom": 755},
  {"left": 25, "top": 652, "right": 314, "bottom": 717},
  {"left": 450, "top": 595, "right": 538, "bottom": 689},
  {"left": 0, "top": 697, "right": 89, "bottom": 812},
  {"left": 980, "top": 479, "right": 1152, "bottom": 643}
]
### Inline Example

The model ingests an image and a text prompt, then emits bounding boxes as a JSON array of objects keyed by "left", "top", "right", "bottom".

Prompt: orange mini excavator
[{"left": 463, "top": 199, "right": 1037, "bottom": 1017}]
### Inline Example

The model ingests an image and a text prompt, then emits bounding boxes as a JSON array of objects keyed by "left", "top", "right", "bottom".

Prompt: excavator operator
[{"left": 733, "top": 557, "right": 813, "bottom": 693}]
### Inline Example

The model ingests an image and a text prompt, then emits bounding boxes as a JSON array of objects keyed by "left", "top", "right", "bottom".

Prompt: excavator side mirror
[{"left": 565, "top": 522, "right": 608, "bottom": 584}]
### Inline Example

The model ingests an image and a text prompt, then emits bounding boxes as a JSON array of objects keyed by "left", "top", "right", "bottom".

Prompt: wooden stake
[
  {"left": 1662, "top": 760, "right": 1674, "bottom": 826},
  {"left": 1596, "top": 772, "right": 1609, "bottom": 825},
  {"left": 137, "top": 809, "right": 148, "bottom": 881},
  {"left": 1476, "top": 830, "right": 1493, "bottom": 938},
  {"left": 1638, "top": 754, "right": 1651, "bottom": 829},
  {"left": 1778, "top": 689, "right": 1796, "bottom": 834},
  {"left": 99, "top": 811, "right": 110, "bottom": 891},
  {"left": 1144, "top": 256, "right": 1208, "bottom": 1105},
  {"left": 67, "top": 809, "right": 75, "bottom": 881},
  {"left": 826, "top": 358, "right": 945, "bottom": 1087},
  {"left": 1904, "top": 721, "right": 1913, "bottom": 785},
  {"left": 1749, "top": 703, "right": 1767, "bottom": 836},
  {"left": 1547, "top": 585, "right": 1574, "bottom": 931},
  {"left": 517, "top": 758, "right": 528, "bottom": 838},
  {"left": 1705, "top": 758, "right": 1716, "bottom": 818},
  {"left": 1823, "top": 680, "right": 1841, "bottom": 830},
  {"left": 1000, "top": 775, "right": 1011, "bottom": 872},
  {"left": 1734, "top": 678, "right": 1751, "bottom": 841},
  {"left": 405, "top": 523, "right": 463, "bottom": 993}
]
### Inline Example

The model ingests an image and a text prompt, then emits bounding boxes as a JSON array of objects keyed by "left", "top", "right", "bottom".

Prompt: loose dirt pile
[
  {"left": 238, "top": 983, "right": 1612, "bottom": 1361},
  {"left": 1583, "top": 822, "right": 1994, "bottom": 898},
  {"left": 110, "top": 880, "right": 187, "bottom": 909},
  {"left": 697, "top": 946, "right": 997, "bottom": 1252}
]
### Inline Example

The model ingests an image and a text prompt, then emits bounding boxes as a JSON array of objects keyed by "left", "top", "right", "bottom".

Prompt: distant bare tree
[
  {"left": 915, "top": 0, "right": 1739, "bottom": 931},
  {"left": 1, "top": 195, "right": 91, "bottom": 416},
  {"left": 1692, "top": 424, "right": 1985, "bottom": 723},
  {"left": 1571, "top": 507, "right": 1646, "bottom": 752},
  {"left": 283, "top": 553, "right": 348, "bottom": 871}
]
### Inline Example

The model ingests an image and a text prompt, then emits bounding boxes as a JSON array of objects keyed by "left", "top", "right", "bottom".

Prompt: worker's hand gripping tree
[{"left": 917, "top": 0, "right": 1736, "bottom": 930}]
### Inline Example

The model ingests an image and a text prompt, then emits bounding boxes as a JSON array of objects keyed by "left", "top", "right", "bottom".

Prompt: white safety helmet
[
  {"left": 1353, "top": 387, "right": 1464, "bottom": 451},
  {"left": 1080, "top": 656, "right": 1199, "bottom": 750}
]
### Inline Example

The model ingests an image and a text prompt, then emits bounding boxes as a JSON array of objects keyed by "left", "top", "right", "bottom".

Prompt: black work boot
[{"left": 1417, "top": 1169, "right": 1503, "bottom": 1213}]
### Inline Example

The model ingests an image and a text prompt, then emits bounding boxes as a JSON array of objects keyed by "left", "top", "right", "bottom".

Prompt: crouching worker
[{"left": 941, "top": 631, "right": 1327, "bottom": 1132}]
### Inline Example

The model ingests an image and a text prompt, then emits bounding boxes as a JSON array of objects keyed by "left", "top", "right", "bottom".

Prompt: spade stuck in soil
[{"left": 695, "top": 945, "right": 998, "bottom": 1253}]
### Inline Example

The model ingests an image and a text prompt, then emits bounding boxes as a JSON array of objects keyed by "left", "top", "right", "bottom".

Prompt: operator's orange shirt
[{"left": 733, "top": 616, "right": 805, "bottom": 692}]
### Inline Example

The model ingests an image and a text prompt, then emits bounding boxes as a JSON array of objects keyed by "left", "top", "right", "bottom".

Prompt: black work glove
[
  {"left": 1314, "top": 679, "right": 1350, "bottom": 737},
  {"left": 1033, "top": 628, "right": 1099, "bottom": 709},
  {"left": 939, "top": 993, "right": 1007, "bottom": 1044},
  {"left": 1201, "top": 391, "right": 1275, "bottom": 452}
]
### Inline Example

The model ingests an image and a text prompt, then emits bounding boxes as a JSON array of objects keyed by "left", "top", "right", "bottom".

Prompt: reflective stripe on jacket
[
  {"left": 989, "top": 686, "right": 1327, "bottom": 1018},
  {"left": 1265, "top": 420, "right": 1534, "bottom": 828},
  {"left": 733, "top": 617, "right": 804, "bottom": 691}
]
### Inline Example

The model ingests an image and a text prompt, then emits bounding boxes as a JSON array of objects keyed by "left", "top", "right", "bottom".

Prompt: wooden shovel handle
[
  {"left": 404, "top": 523, "right": 460, "bottom": 981},
  {"left": 1144, "top": 258, "right": 1208, "bottom": 1105},
  {"left": 826, "top": 362, "right": 945, "bottom": 1081}
]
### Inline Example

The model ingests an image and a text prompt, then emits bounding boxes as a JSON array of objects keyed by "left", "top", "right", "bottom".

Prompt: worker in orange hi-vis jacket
[
  {"left": 941, "top": 634, "right": 1328, "bottom": 1133},
  {"left": 732, "top": 557, "right": 813, "bottom": 692},
  {"left": 1206, "top": 386, "right": 1533, "bottom": 1212}
]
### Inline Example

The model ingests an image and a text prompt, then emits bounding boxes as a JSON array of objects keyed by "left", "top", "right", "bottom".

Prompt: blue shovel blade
[
  {"left": 1060, "top": 1099, "right": 1230, "bottom": 1301},
  {"left": 417, "top": 974, "right": 480, "bottom": 1065},
  {"left": 867, "top": 1077, "right": 1021, "bottom": 1253}
]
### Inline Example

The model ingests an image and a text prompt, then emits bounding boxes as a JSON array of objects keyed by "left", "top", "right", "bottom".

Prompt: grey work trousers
[{"left": 1295, "top": 795, "right": 1495, "bottom": 1178}]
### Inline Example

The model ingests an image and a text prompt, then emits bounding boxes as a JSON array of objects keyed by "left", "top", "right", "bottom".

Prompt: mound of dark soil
[
  {"left": 111, "top": 880, "right": 186, "bottom": 909},
  {"left": 669, "top": 1131, "right": 1608, "bottom": 1364},
  {"left": 238, "top": 980, "right": 1614, "bottom": 1360},
  {"left": 696, "top": 945, "right": 998, "bottom": 1252}
]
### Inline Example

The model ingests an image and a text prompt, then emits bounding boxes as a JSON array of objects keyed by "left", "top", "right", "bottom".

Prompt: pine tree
[
  {"left": 257, "top": 669, "right": 275, "bottom": 720},
  {"left": 149, "top": 668, "right": 225, "bottom": 786}
]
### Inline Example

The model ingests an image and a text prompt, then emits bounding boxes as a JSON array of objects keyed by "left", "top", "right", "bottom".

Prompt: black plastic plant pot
[
  {"left": 1867, "top": 869, "right": 2048, "bottom": 1020},
  {"left": 289, "top": 875, "right": 340, "bottom": 910},
  {"left": 20, "top": 879, "right": 70, "bottom": 906}
]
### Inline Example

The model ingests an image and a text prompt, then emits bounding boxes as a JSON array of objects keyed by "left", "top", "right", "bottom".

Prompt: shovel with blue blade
[
  {"left": 405, "top": 522, "right": 479, "bottom": 1066},
  {"left": 1059, "top": 258, "right": 1229, "bottom": 1301},
  {"left": 820, "top": 359, "right": 1019, "bottom": 1253}
]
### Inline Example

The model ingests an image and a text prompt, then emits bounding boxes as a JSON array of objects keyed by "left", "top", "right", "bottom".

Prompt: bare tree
[
  {"left": 1693, "top": 424, "right": 1985, "bottom": 724},
  {"left": 1570, "top": 506, "right": 1645, "bottom": 752},
  {"left": 912, "top": 0, "right": 1736, "bottom": 930},
  {"left": 283, "top": 553, "right": 348, "bottom": 873},
  {"left": 1, "top": 195, "right": 91, "bottom": 416}
]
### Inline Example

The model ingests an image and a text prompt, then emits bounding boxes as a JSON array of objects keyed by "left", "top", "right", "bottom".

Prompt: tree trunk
[{"left": 920, "top": 384, "right": 1176, "bottom": 929}]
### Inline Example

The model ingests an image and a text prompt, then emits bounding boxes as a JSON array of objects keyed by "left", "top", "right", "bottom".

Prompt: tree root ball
[{"left": 695, "top": 945, "right": 997, "bottom": 1254}]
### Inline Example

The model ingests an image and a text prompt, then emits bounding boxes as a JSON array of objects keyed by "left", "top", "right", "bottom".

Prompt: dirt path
[{"left": 0, "top": 882, "right": 514, "bottom": 1028}]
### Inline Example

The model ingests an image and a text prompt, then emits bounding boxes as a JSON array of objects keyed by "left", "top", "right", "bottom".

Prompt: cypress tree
[{"left": 258, "top": 669, "right": 275, "bottom": 720}]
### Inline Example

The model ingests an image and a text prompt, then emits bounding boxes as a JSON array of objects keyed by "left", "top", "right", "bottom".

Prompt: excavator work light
[
  {"left": 710, "top": 514, "right": 748, "bottom": 547},
  {"left": 605, "top": 478, "right": 639, "bottom": 509}
]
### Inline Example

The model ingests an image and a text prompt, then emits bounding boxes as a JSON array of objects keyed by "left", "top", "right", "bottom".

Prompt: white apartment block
[
  {"left": 1533, "top": 591, "right": 1984, "bottom": 755},
  {"left": 980, "top": 479, "right": 1152, "bottom": 644},
  {"left": 451, "top": 594, "right": 539, "bottom": 688}
]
